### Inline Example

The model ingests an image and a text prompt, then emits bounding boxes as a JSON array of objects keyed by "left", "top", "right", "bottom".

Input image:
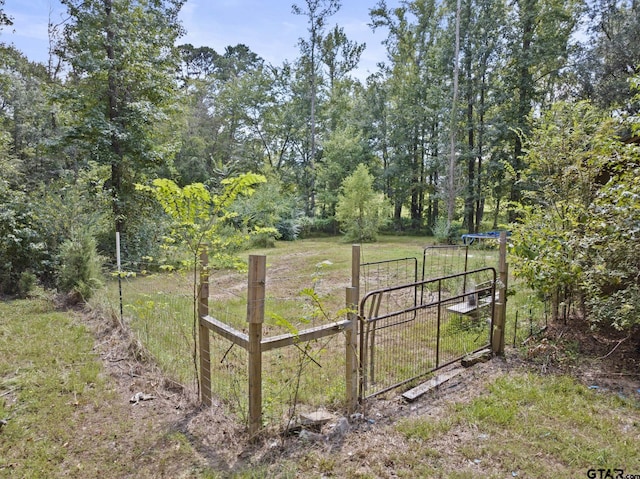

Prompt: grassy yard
[
  {"left": 0, "top": 298, "right": 212, "bottom": 479},
  {"left": 1, "top": 295, "right": 639, "bottom": 478},
  {"left": 100, "top": 236, "right": 503, "bottom": 425},
  {"left": 95, "top": 236, "right": 550, "bottom": 432},
  {"left": 4, "top": 236, "right": 637, "bottom": 478}
]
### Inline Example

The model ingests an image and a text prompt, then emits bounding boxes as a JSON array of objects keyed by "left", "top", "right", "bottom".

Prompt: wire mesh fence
[
  {"left": 359, "top": 267, "right": 496, "bottom": 399},
  {"left": 94, "top": 236, "right": 549, "bottom": 430},
  {"left": 507, "top": 288, "right": 549, "bottom": 347},
  {"left": 360, "top": 257, "right": 418, "bottom": 297},
  {"left": 208, "top": 332, "right": 249, "bottom": 422},
  {"left": 99, "top": 269, "right": 197, "bottom": 386},
  {"left": 261, "top": 332, "right": 346, "bottom": 427}
]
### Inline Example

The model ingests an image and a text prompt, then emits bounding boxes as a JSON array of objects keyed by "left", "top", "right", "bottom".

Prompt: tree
[
  {"left": 59, "top": 0, "right": 185, "bottom": 254},
  {"left": 458, "top": 0, "right": 506, "bottom": 233},
  {"left": 316, "top": 126, "right": 370, "bottom": 218},
  {"left": 137, "top": 172, "right": 267, "bottom": 393},
  {"left": 510, "top": 100, "right": 636, "bottom": 325},
  {"left": 580, "top": 158, "right": 640, "bottom": 330},
  {"left": 0, "top": 1, "right": 12, "bottom": 30},
  {"left": 577, "top": 0, "right": 640, "bottom": 112},
  {"left": 500, "top": 0, "right": 581, "bottom": 220},
  {"left": 370, "top": 0, "right": 447, "bottom": 230},
  {"left": 0, "top": 45, "right": 63, "bottom": 186},
  {"left": 447, "top": 0, "right": 462, "bottom": 227},
  {"left": 335, "top": 163, "right": 389, "bottom": 242},
  {"left": 292, "top": 0, "right": 341, "bottom": 216}
]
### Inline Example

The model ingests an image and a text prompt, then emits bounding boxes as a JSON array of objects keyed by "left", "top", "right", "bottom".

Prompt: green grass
[
  {"left": 0, "top": 298, "right": 208, "bottom": 478},
  {"left": 97, "top": 236, "right": 506, "bottom": 425},
  {"left": 301, "top": 373, "right": 639, "bottom": 478},
  {"left": 2, "top": 296, "right": 639, "bottom": 478},
  {"left": 390, "top": 373, "right": 640, "bottom": 478}
]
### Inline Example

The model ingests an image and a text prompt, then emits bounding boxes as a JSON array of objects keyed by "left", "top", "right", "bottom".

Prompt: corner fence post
[
  {"left": 345, "top": 286, "right": 358, "bottom": 414},
  {"left": 351, "top": 244, "right": 362, "bottom": 404},
  {"left": 492, "top": 231, "right": 508, "bottom": 355},
  {"left": 247, "top": 255, "right": 266, "bottom": 436},
  {"left": 198, "top": 248, "right": 212, "bottom": 407}
]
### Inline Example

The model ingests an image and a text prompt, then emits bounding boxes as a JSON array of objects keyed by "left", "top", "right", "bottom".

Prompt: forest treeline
[{"left": 0, "top": 0, "right": 638, "bottom": 330}]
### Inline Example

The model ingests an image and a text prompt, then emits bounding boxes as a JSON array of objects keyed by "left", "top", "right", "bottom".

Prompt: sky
[{"left": 1, "top": 0, "right": 399, "bottom": 80}]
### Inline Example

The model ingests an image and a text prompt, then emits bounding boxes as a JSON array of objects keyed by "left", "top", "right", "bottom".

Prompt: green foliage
[
  {"left": 316, "top": 127, "right": 370, "bottom": 217},
  {"left": 17, "top": 270, "right": 37, "bottom": 298},
  {"left": 58, "top": 229, "right": 104, "bottom": 302},
  {"left": 0, "top": 183, "right": 50, "bottom": 295},
  {"left": 231, "top": 177, "right": 303, "bottom": 246},
  {"left": 335, "top": 163, "right": 390, "bottom": 242},
  {"left": 135, "top": 173, "right": 268, "bottom": 397},
  {"left": 433, "top": 217, "right": 463, "bottom": 244},
  {"left": 59, "top": 0, "right": 184, "bottom": 238},
  {"left": 511, "top": 100, "right": 640, "bottom": 329},
  {"left": 137, "top": 173, "right": 267, "bottom": 266},
  {"left": 579, "top": 163, "right": 640, "bottom": 330}
]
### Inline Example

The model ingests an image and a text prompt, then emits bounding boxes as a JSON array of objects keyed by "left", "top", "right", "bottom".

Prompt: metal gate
[{"left": 358, "top": 267, "right": 496, "bottom": 400}]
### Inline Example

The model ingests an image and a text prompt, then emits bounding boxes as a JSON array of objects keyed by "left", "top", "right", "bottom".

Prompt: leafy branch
[{"left": 135, "top": 174, "right": 267, "bottom": 395}]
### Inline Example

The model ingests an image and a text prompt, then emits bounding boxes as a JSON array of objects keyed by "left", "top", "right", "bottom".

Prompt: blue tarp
[{"left": 461, "top": 230, "right": 511, "bottom": 245}]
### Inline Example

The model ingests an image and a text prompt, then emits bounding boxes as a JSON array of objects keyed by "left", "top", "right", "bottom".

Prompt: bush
[
  {"left": 231, "top": 177, "right": 303, "bottom": 243},
  {"left": 578, "top": 165, "right": 640, "bottom": 330},
  {"left": 433, "top": 218, "right": 463, "bottom": 244},
  {"left": 17, "top": 271, "right": 37, "bottom": 298},
  {"left": 0, "top": 184, "right": 51, "bottom": 295},
  {"left": 58, "top": 230, "right": 104, "bottom": 302},
  {"left": 511, "top": 100, "right": 640, "bottom": 329},
  {"left": 335, "top": 164, "right": 390, "bottom": 242}
]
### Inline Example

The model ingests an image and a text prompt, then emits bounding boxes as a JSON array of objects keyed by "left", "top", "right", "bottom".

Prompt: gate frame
[
  {"left": 352, "top": 231, "right": 508, "bottom": 401},
  {"left": 358, "top": 267, "right": 497, "bottom": 400}
]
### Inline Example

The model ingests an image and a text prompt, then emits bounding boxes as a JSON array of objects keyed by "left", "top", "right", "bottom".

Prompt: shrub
[
  {"left": 231, "top": 176, "right": 303, "bottom": 243},
  {"left": 511, "top": 100, "right": 640, "bottom": 329},
  {"left": 17, "top": 271, "right": 37, "bottom": 298},
  {"left": 433, "top": 218, "right": 463, "bottom": 244},
  {"left": 58, "top": 229, "right": 104, "bottom": 302},
  {"left": 0, "top": 184, "right": 51, "bottom": 295},
  {"left": 335, "top": 164, "right": 390, "bottom": 242}
]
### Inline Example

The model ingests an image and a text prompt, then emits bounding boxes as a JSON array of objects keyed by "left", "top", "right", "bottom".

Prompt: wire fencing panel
[
  {"left": 101, "top": 269, "right": 197, "bottom": 386},
  {"left": 205, "top": 306, "right": 250, "bottom": 422},
  {"left": 422, "top": 245, "right": 469, "bottom": 280},
  {"left": 258, "top": 265, "right": 350, "bottom": 429},
  {"left": 509, "top": 289, "right": 549, "bottom": 347},
  {"left": 359, "top": 268, "right": 495, "bottom": 400},
  {"left": 360, "top": 257, "right": 418, "bottom": 296},
  {"left": 261, "top": 333, "right": 346, "bottom": 428}
]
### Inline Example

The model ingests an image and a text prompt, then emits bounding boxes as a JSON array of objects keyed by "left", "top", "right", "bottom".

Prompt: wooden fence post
[
  {"left": 247, "top": 255, "right": 266, "bottom": 436},
  {"left": 351, "top": 244, "right": 362, "bottom": 404},
  {"left": 345, "top": 286, "right": 358, "bottom": 414},
  {"left": 492, "top": 231, "right": 508, "bottom": 355},
  {"left": 198, "top": 249, "right": 212, "bottom": 407},
  {"left": 351, "top": 244, "right": 360, "bottom": 299}
]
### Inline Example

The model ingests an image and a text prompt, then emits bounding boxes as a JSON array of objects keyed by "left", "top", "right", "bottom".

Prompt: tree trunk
[
  {"left": 509, "top": 0, "right": 535, "bottom": 223},
  {"left": 447, "top": 0, "right": 462, "bottom": 226},
  {"left": 475, "top": 69, "right": 487, "bottom": 230}
]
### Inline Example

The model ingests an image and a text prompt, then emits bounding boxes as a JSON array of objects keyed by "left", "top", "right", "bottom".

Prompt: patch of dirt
[
  {"left": 522, "top": 316, "right": 640, "bottom": 398},
  {"left": 77, "top": 301, "right": 640, "bottom": 477}
]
